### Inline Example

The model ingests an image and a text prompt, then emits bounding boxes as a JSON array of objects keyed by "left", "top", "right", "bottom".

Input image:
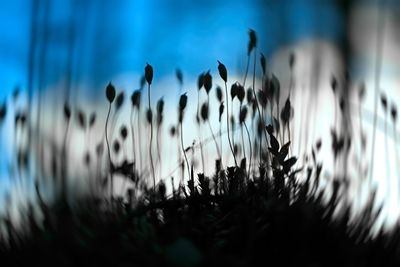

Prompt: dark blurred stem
[
  {"left": 358, "top": 99, "right": 363, "bottom": 176},
  {"left": 384, "top": 111, "right": 390, "bottom": 202},
  {"left": 157, "top": 122, "right": 162, "bottom": 179},
  {"left": 240, "top": 104, "right": 246, "bottom": 160},
  {"left": 243, "top": 53, "right": 250, "bottom": 88},
  {"left": 244, "top": 122, "right": 252, "bottom": 181},
  {"left": 136, "top": 108, "right": 142, "bottom": 174},
  {"left": 393, "top": 121, "right": 399, "bottom": 180},
  {"left": 369, "top": 1, "right": 386, "bottom": 185},
  {"left": 130, "top": 109, "right": 136, "bottom": 168},
  {"left": 219, "top": 118, "right": 222, "bottom": 162},
  {"left": 224, "top": 82, "right": 238, "bottom": 166},
  {"left": 27, "top": 0, "right": 39, "bottom": 172},
  {"left": 61, "top": 119, "right": 71, "bottom": 200},
  {"left": 207, "top": 120, "right": 221, "bottom": 160},
  {"left": 251, "top": 49, "right": 269, "bottom": 165},
  {"left": 148, "top": 84, "right": 156, "bottom": 189},
  {"left": 231, "top": 102, "right": 235, "bottom": 147},
  {"left": 105, "top": 103, "right": 113, "bottom": 203},
  {"left": 197, "top": 90, "right": 205, "bottom": 173},
  {"left": 180, "top": 122, "right": 190, "bottom": 181},
  {"left": 208, "top": 95, "right": 221, "bottom": 160},
  {"left": 288, "top": 70, "right": 293, "bottom": 156}
]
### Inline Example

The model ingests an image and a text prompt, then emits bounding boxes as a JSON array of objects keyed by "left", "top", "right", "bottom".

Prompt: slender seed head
[
  {"left": 106, "top": 82, "right": 116, "bottom": 103},
  {"left": 217, "top": 60, "right": 228, "bottom": 83},
  {"left": 145, "top": 63, "right": 153, "bottom": 85},
  {"left": 203, "top": 71, "right": 212, "bottom": 94}
]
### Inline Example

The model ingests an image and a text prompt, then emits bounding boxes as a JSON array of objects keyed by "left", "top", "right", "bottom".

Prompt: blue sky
[{"left": 0, "top": 0, "right": 344, "bottom": 100}]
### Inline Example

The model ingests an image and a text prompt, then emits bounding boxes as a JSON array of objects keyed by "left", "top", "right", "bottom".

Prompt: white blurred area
[{"left": 2, "top": 1, "right": 400, "bottom": 234}]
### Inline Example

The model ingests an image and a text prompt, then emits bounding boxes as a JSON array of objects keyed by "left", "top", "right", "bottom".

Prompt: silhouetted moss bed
[
  {"left": 1, "top": 165, "right": 400, "bottom": 267},
  {"left": 1, "top": 29, "right": 400, "bottom": 266}
]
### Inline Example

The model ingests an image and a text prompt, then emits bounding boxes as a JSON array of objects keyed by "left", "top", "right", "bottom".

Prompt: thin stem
[
  {"left": 105, "top": 103, "right": 112, "bottom": 202},
  {"left": 180, "top": 122, "right": 190, "bottom": 181},
  {"left": 198, "top": 90, "right": 205, "bottom": 173},
  {"left": 251, "top": 49, "right": 269, "bottom": 165},
  {"left": 244, "top": 122, "right": 252, "bottom": 181},
  {"left": 208, "top": 120, "right": 221, "bottom": 160},
  {"left": 288, "top": 70, "right": 293, "bottom": 156},
  {"left": 219, "top": 120, "right": 223, "bottom": 163},
  {"left": 207, "top": 95, "right": 221, "bottom": 160},
  {"left": 369, "top": 0, "right": 386, "bottom": 186},
  {"left": 240, "top": 104, "right": 246, "bottom": 160},
  {"left": 130, "top": 109, "right": 136, "bottom": 166},
  {"left": 243, "top": 54, "right": 250, "bottom": 88},
  {"left": 231, "top": 102, "right": 235, "bottom": 147},
  {"left": 137, "top": 108, "right": 142, "bottom": 174},
  {"left": 157, "top": 122, "right": 162, "bottom": 179},
  {"left": 148, "top": 84, "right": 156, "bottom": 189},
  {"left": 384, "top": 112, "right": 390, "bottom": 202},
  {"left": 358, "top": 98, "right": 363, "bottom": 177},
  {"left": 392, "top": 121, "right": 399, "bottom": 183},
  {"left": 224, "top": 82, "right": 238, "bottom": 166}
]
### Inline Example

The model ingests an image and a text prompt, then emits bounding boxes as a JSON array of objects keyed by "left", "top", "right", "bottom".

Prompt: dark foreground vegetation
[
  {"left": 0, "top": 30, "right": 400, "bottom": 266},
  {"left": 1, "top": 157, "right": 400, "bottom": 267}
]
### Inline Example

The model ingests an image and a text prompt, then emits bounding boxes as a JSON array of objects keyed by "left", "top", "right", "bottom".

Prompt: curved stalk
[
  {"left": 224, "top": 82, "right": 238, "bottom": 166},
  {"left": 105, "top": 103, "right": 112, "bottom": 201},
  {"left": 180, "top": 122, "right": 190, "bottom": 181},
  {"left": 148, "top": 84, "right": 156, "bottom": 189}
]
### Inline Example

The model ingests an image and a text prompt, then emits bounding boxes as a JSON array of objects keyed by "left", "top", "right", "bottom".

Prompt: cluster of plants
[{"left": 0, "top": 30, "right": 399, "bottom": 266}]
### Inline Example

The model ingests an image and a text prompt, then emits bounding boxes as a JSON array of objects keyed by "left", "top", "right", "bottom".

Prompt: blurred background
[{"left": 0, "top": 0, "right": 399, "bottom": 232}]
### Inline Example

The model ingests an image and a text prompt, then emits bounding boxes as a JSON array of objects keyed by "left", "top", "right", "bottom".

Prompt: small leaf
[
  {"left": 217, "top": 60, "right": 228, "bottom": 83},
  {"left": 280, "top": 97, "right": 291, "bottom": 124},
  {"left": 273, "top": 117, "right": 280, "bottom": 134},
  {"left": 280, "top": 141, "right": 290, "bottom": 155},
  {"left": 266, "top": 124, "right": 273, "bottom": 135},
  {"left": 270, "top": 134, "right": 279, "bottom": 153},
  {"left": 283, "top": 157, "right": 297, "bottom": 172}
]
